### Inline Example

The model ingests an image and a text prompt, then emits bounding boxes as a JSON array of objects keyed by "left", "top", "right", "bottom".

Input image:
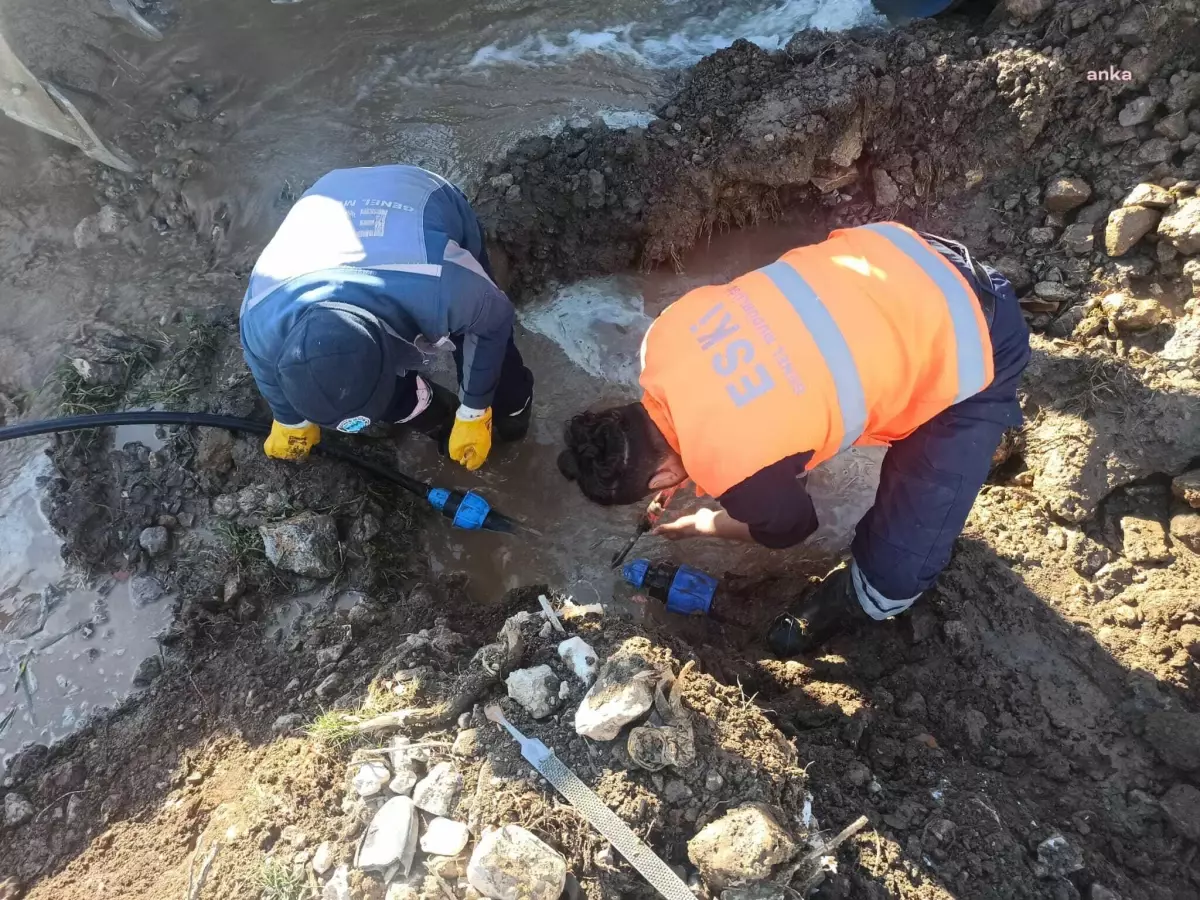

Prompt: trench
[{"left": 0, "top": 0, "right": 893, "bottom": 766}]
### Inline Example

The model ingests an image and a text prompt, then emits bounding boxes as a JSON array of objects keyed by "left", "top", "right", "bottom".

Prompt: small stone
[
  {"left": 1034, "top": 834, "right": 1084, "bottom": 879},
  {"left": 259, "top": 513, "right": 340, "bottom": 578},
  {"left": 212, "top": 494, "right": 238, "bottom": 518},
  {"left": 1090, "top": 886, "right": 1120, "bottom": 900},
  {"left": 129, "top": 575, "right": 166, "bottom": 608},
  {"left": 1033, "top": 282, "right": 1074, "bottom": 303},
  {"left": 1123, "top": 183, "right": 1174, "bottom": 209},
  {"left": 505, "top": 666, "right": 561, "bottom": 719},
  {"left": 1004, "top": 0, "right": 1050, "bottom": 21},
  {"left": 4, "top": 793, "right": 34, "bottom": 827},
  {"left": 1161, "top": 783, "right": 1200, "bottom": 841},
  {"left": 705, "top": 771, "right": 726, "bottom": 792},
  {"left": 1135, "top": 139, "right": 1180, "bottom": 166},
  {"left": 575, "top": 654, "right": 655, "bottom": 741},
  {"left": 1044, "top": 176, "right": 1091, "bottom": 212},
  {"left": 1061, "top": 223, "right": 1095, "bottom": 255},
  {"left": 412, "top": 762, "right": 462, "bottom": 817},
  {"left": 317, "top": 642, "right": 349, "bottom": 667},
  {"left": 1170, "top": 513, "right": 1200, "bottom": 553},
  {"left": 1158, "top": 196, "right": 1200, "bottom": 254},
  {"left": 350, "top": 514, "right": 381, "bottom": 546},
  {"left": 1105, "top": 207, "right": 1160, "bottom": 255},
  {"left": 1098, "top": 124, "right": 1138, "bottom": 146},
  {"left": 557, "top": 637, "right": 599, "bottom": 684},
  {"left": 1156, "top": 111, "right": 1191, "bottom": 141},
  {"left": 353, "top": 761, "right": 391, "bottom": 797},
  {"left": 282, "top": 825, "right": 308, "bottom": 849},
  {"left": 357, "top": 796, "right": 419, "bottom": 873},
  {"left": 873, "top": 169, "right": 901, "bottom": 206},
  {"left": 316, "top": 673, "right": 344, "bottom": 699},
  {"left": 133, "top": 655, "right": 163, "bottom": 687},
  {"left": 467, "top": 825, "right": 566, "bottom": 900},
  {"left": 311, "top": 841, "right": 334, "bottom": 875},
  {"left": 897, "top": 692, "right": 927, "bottom": 719},
  {"left": 688, "top": 804, "right": 795, "bottom": 891},
  {"left": 195, "top": 429, "right": 234, "bottom": 473},
  {"left": 992, "top": 256, "right": 1033, "bottom": 293},
  {"left": 138, "top": 526, "right": 169, "bottom": 556},
  {"left": 420, "top": 817, "right": 471, "bottom": 856},
  {"left": 1028, "top": 226, "right": 1057, "bottom": 246},
  {"left": 452, "top": 728, "right": 481, "bottom": 758},
  {"left": 273, "top": 713, "right": 303, "bottom": 733},
  {"left": 1174, "top": 471, "right": 1200, "bottom": 508},
  {"left": 223, "top": 572, "right": 245, "bottom": 603},
  {"left": 1119, "top": 97, "right": 1159, "bottom": 127},
  {"left": 388, "top": 767, "right": 419, "bottom": 796},
  {"left": 1145, "top": 710, "right": 1200, "bottom": 770},
  {"left": 323, "top": 866, "right": 350, "bottom": 900},
  {"left": 1120, "top": 515, "right": 1172, "bottom": 563},
  {"left": 1101, "top": 293, "right": 1168, "bottom": 331},
  {"left": 1167, "top": 73, "right": 1200, "bottom": 113}
]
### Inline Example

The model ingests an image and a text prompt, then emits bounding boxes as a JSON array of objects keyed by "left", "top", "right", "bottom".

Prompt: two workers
[{"left": 242, "top": 164, "right": 1030, "bottom": 655}]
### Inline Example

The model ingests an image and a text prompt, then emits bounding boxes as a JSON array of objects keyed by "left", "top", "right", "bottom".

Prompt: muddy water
[
  {"left": 405, "top": 217, "right": 883, "bottom": 612},
  {"left": 0, "top": 449, "right": 173, "bottom": 767}
]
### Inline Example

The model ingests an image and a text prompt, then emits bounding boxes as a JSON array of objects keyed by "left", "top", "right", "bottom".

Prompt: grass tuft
[
  {"left": 304, "top": 709, "right": 359, "bottom": 749},
  {"left": 256, "top": 857, "right": 309, "bottom": 900}
]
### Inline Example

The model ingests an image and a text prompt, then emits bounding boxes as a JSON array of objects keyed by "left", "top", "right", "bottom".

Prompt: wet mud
[{"left": 1, "top": 0, "right": 1200, "bottom": 898}]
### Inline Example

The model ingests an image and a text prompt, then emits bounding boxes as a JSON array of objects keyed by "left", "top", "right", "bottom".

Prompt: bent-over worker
[
  {"left": 557, "top": 222, "right": 1030, "bottom": 655},
  {"left": 240, "top": 164, "right": 533, "bottom": 470}
]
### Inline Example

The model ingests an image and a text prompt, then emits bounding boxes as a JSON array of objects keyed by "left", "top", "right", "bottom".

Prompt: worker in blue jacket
[{"left": 239, "top": 165, "right": 533, "bottom": 470}]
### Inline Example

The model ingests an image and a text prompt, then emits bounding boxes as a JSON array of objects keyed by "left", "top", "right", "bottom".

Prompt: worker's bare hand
[{"left": 653, "top": 509, "right": 719, "bottom": 541}]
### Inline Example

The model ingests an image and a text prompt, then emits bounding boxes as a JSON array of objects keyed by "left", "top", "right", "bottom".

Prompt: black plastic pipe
[{"left": 0, "top": 411, "right": 526, "bottom": 535}]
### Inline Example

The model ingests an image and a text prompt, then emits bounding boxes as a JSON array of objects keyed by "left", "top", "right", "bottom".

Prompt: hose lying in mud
[{"left": 0, "top": 411, "right": 532, "bottom": 535}]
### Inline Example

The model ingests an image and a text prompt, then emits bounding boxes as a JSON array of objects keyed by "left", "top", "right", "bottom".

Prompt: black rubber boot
[
  {"left": 766, "top": 567, "right": 869, "bottom": 657},
  {"left": 399, "top": 380, "right": 458, "bottom": 454},
  {"left": 493, "top": 371, "right": 533, "bottom": 444}
]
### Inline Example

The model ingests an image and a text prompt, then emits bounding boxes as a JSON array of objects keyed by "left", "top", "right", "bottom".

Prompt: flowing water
[{"left": 0, "top": 0, "right": 886, "bottom": 761}]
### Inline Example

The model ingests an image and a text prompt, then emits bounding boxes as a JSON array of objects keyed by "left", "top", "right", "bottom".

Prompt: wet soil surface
[{"left": 2, "top": 0, "right": 1200, "bottom": 898}]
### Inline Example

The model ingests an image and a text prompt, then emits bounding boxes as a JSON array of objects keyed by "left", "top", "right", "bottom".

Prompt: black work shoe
[
  {"left": 493, "top": 396, "right": 532, "bottom": 443},
  {"left": 766, "top": 567, "right": 867, "bottom": 657},
  {"left": 396, "top": 381, "right": 458, "bottom": 454}
]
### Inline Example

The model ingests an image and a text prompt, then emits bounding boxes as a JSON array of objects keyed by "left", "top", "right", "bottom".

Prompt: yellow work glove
[
  {"left": 264, "top": 420, "right": 321, "bottom": 460},
  {"left": 448, "top": 407, "right": 493, "bottom": 471}
]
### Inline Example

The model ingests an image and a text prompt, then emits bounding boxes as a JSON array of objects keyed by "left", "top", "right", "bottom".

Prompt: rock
[
  {"left": 872, "top": 169, "right": 901, "bottom": 206},
  {"left": 312, "top": 841, "right": 334, "bottom": 875},
  {"left": 1100, "top": 293, "right": 1168, "bottom": 331},
  {"left": 992, "top": 256, "right": 1033, "bottom": 293},
  {"left": 1044, "top": 176, "right": 1091, "bottom": 212},
  {"left": 317, "top": 642, "right": 349, "bottom": 666},
  {"left": 389, "top": 767, "right": 419, "bottom": 796},
  {"left": 505, "top": 666, "right": 561, "bottom": 719},
  {"left": 1170, "top": 513, "right": 1200, "bottom": 553},
  {"left": 273, "top": 713, "right": 303, "bottom": 733},
  {"left": 845, "top": 761, "right": 872, "bottom": 787},
  {"left": 466, "top": 825, "right": 567, "bottom": 900},
  {"left": 1144, "top": 710, "right": 1200, "bottom": 770},
  {"left": 1090, "top": 887, "right": 1120, "bottom": 900},
  {"left": 349, "top": 514, "right": 381, "bottom": 546},
  {"left": 452, "top": 728, "right": 481, "bottom": 758},
  {"left": 259, "top": 513, "right": 340, "bottom": 578},
  {"left": 138, "top": 526, "right": 169, "bottom": 557},
  {"left": 1119, "top": 97, "right": 1159, "bottom": 127},
  {"left": 1120, "top": 515, "right": 1172, "bottom": 563},
  {"left": 1028, "top": 226, "right": 1057, "bottom": 246},
  {"left": 357, "top": 796, "right": 419, "bottom": 873},
  {"left": 4, "top": 793, "right": 34, "bottom": 827},
  {"left": 1123, "top": 183, "right": 1175, "bottom": 209},
  {"left": 353, "top": 761, "right": 391, "bottom": 797},
  {"left": 412, "top": 762, "right": 462, "bottom": 817},
  {"left": 1135, "top": 139, "right": 1179, "bottom": 166},
  {"left": 575, "top": 654, "right": 656, "bottom": 740},
  {"left": 1161, "top": 783, "right": 1200, "bottom": 841},
  {"left": 1156, "top": 111, "right": 1191, "bottom": 141},
  {"left": 1158, "top": 197, "right": 1200, "bottom": 254},
  {"left": 722, "top": 888, "right": 788, "bottom": 900},
  {"left": 688, "top": 804, "right": 796, "bottom": 891},
  {"left": 1061, "top": 224, "right": 1095, "bottom": 255},
  {"left": 420, "top": 817, "right": 471, "bottom": 856},
  {"left": 129, "top": 574, "right": 166, "bottom": 608},
  {"left": 1004, "top": 0, "right": 1050, "bottom": 22},
  {"left": 132, "top": 655, "right": 163, "bottom": 687},
  {"left": 897, "top": 691, "right": 928, "bottom": 719},
  {"left": 1033, "top": 282, "right": 1074, "bottom": 303},
  {"left": 0, "top": 877, "right": 21, "bottom": 900},
  {"left": 195, "top": 429, "right": 234, "bottom": 473},
  {"left": 315, "top": 672, "right": 344, "bottom": 699},
  {"left": 1174, "top": 471, "right": 1200, "bottom": 508},
  {"left": 1105, "top": 207, "right": 1160, "bottom": 255},
  {"left": 1099, "top": 124, "right": 1138, "bottom": 146},
  {"left": 212, "top": 494, "right": 238, "bottom": 518},
  {"left": 1168, "top": 73, "right": 1200, "bottom": 113},
  {"left": 1034, "top": 834, "right": 1084, "bottom": 879},
  {"left": 557, "top": 637, "right": 599, "bottom": 684},
  {"left": 223, "top": 572, "right": 245, "bottom": 603},
  {"left": 323, "top": 866, "right": 350, "bottom": 900}
]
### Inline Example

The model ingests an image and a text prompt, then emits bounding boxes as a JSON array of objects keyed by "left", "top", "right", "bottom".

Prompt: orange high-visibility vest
[{"left": 639, "top": 222, "right": 995, "bottom": 498}]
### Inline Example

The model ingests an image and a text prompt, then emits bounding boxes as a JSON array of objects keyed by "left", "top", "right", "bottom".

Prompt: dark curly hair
[{"left": 557, "top": 403, "right": 669, "bottom": 506}]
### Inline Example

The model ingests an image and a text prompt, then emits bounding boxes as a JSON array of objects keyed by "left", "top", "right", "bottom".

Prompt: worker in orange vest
[{"left": 557, "top": 223, "right": 1031, "bottom": 654}]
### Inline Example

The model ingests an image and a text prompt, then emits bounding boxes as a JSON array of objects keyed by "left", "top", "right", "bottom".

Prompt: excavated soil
[{"left": 3, "top": 1, "right": 1200, "bottom": 899}]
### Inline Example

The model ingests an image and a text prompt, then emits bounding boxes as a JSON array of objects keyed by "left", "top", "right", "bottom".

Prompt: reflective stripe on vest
[
  {"left": 860, "top": 222, "right": 989, "bottom": 403},
  {"left": 759, "top": 261, "right": 868, "bottom": 454}
]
